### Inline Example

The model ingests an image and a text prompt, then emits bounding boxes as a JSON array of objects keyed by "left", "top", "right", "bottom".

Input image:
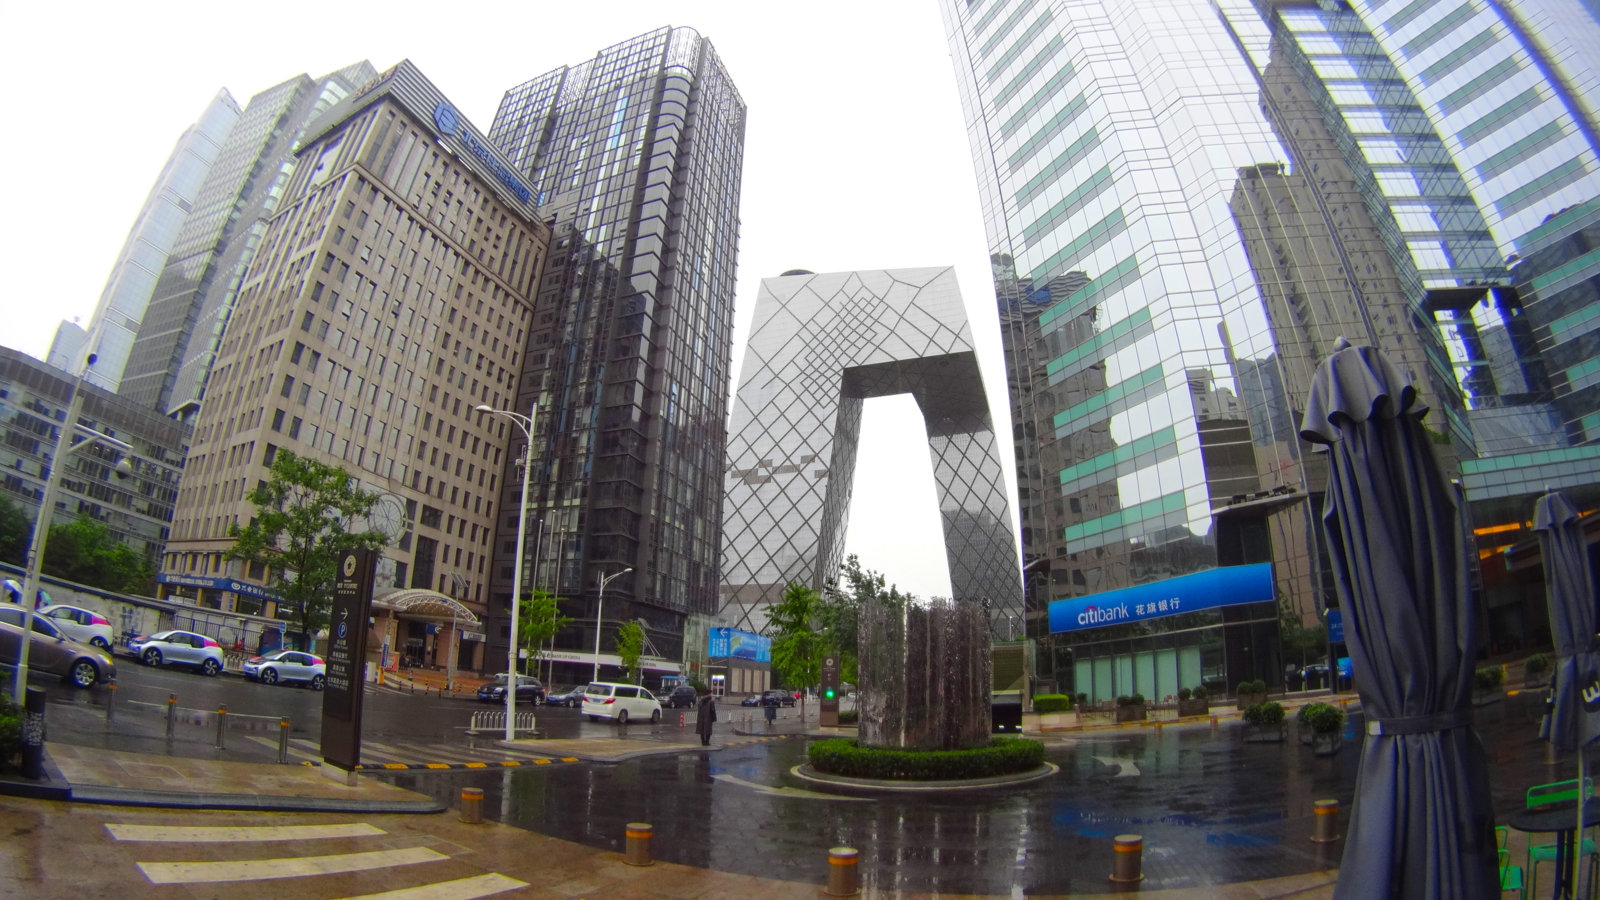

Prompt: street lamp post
[
  {"left": 475, "top": 402, "right": 537, "bottom": 742},
  {"left": 592, "top": 567, "right": 633, "bottom": 683}
]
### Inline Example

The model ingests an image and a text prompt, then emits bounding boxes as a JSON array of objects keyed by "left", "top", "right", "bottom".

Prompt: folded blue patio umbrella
[{"left": 1301, "top": 339, "right": 1497, "bottom": 898}]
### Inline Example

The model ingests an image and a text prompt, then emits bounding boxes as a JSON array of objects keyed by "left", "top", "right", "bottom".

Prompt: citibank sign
[
  {"left": 1046, "top": 563, "right": 1273, "bottom": 633},
  {"left": 432, "top": 102, "right": 533, "bottom": 205}
]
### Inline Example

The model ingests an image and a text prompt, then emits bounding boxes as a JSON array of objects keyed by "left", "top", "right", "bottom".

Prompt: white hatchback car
[
  {"left": 128, "top": 630, "right": 225, "bottom": 676},
  {"left": 581, "top": 681, "right": 662, "bottom": 724},
  {"left": 243, "top": 649, "right": 326, "bottom": 689},
  {"left": 39, "top": 605, "right": 114, "bottom": 650}
]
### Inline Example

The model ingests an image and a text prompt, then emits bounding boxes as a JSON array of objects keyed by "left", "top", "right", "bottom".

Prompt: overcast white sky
[{"left": 0, "top": 0, "right": 1014, "bottom": 601}]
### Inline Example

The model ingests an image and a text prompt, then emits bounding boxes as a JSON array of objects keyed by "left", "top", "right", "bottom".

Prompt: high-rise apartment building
[
  {"left": 159, "top": 62, "right": 550, "bottom": 669},
  {"left": 487, "top": 27, "right": 745, "bottom": 682},
  {"left": 118, "top": 63, "right": 378, "bottom": 418},
  {"left": 72, "top": 92, "right": 239, "bottom": 392}
]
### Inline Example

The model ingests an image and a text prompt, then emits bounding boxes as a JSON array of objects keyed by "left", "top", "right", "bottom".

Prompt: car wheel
[
  {"left": 651, "top": 709, "right": 661, "bottom": 724},
  {"left": 68, "top": 659, "right": 97, "bottom": 688},
  {"left": 90, "top": 636, "right": 110, "bottom": 650},
  {"left": 142, "top": 648, "right": 163, "bottom": 667},
  {"left": 311, "top": 675, "right": 325, "bottom": 691},
  {"left": 261, "top": 668, "right": 278, "bottom": 685},
  {"left": 617, "top": 709, "right": 629, "bottom": 725},
  {"left": 201, "top": 658, "right": 221, "bottom": 677}
]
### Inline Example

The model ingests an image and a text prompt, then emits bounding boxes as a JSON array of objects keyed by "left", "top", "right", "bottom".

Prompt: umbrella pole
[{"left": 1576, "top": 751, "right": 1586, "bottom": 898}]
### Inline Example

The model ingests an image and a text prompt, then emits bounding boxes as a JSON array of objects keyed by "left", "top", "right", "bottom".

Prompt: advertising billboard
[
  {"left": 1046, "top": 563, "right": 1274, "bottom": 633},
  {"left": 707, "top": 627, "right": 771, "bottom": 663}
]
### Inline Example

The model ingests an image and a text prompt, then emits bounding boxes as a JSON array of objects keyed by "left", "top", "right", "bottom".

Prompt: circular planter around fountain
[{"left": 794, "top": 736, "right": 1056, "bottom": 793}]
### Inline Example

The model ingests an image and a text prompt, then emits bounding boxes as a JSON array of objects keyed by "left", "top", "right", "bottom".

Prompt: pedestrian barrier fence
[{"left": 468, "top": 710, "right": 535, "bottom": 735}]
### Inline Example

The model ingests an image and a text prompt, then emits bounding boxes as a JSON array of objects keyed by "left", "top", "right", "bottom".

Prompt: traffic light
[{"left": 823, "top": 686, "right": 836, "bottom": 700}]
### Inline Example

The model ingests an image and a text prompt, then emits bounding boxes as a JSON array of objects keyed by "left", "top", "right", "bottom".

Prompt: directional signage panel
[{"left": 321, "top": 549, "right": 375, "bottom": 772}]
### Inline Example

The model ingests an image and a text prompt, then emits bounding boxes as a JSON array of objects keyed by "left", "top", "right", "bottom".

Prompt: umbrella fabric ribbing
[
  {"left": 1535, "top": 491, "right": 1600, "bottom": 754},
  {"left": 1301, "top": 340, "right": 1497, "bottom": 899}
]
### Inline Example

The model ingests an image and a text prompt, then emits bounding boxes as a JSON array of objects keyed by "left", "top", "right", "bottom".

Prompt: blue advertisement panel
[
  {"left": 1326, "top": 609, "right": 1345, "bottom": 644},
  {"left": 1047, "top": 563, "right": 1274, "bottom": 633},
  {"left": 707, "top": 627, "right": 771, "bottom": 663},
  {"left": 158, "top": 573, "right": 280, "bottom": 602}
]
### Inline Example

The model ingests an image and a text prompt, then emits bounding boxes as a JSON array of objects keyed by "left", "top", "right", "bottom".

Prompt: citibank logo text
[{"left": 1078, "top": 603, "right": 1130, "bottom": 626}]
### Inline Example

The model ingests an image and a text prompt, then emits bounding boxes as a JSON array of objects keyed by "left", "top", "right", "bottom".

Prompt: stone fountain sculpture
[{"left": 858, "top": 597, "right": 991, "bottom": 750}]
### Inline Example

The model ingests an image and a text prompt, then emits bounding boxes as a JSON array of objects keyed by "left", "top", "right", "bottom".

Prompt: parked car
[
  {"left": 0, "top": 605, "right": 116, "bottom": 687},
  {"left": 1301, "top": 664, "right": 1331, "bottom": 685},
  {"left": 581, "top": 681, "right": 661, "bottom": 724},
  {"left": 37, "top": 605, "right": 114, "bottom": 650},
  {"left": 740, "top": 694, "right": 762, "bottom": 707},
  {"left": 660, "top": 684, "right": 698, "bottom": 709},
  {"left": 544, "top": 685, "right": 583, "bottom": 708},
  {"left": 128, "top": 630, "right": 224, "bottom": 676},
  {"left": 243, "top": 649, "right": 326, "bottom": 689},
  {"left": 761, "top": 689, "right": 798, "bottom": 707},
  {"left": 477, "top": 674, "right": 544, "bottom": 705}
]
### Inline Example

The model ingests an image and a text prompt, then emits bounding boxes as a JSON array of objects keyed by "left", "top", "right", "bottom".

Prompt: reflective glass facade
[
  {"left": 719, "top": 268, "right": 1022, "bottom": 638},
  {"left": 487, "top": 28, "right": 745, "bottom": 673}
]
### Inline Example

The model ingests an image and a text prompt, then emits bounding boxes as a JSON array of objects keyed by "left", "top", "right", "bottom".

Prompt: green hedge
[
  {"left": 1243, "top": 701, "right": 1285, "bottom": 726},
  {"left": 837, "top": 710, "right": 858, "bottom": 725},
  {"left": 0, "top": 696, "right": 20, "bottom": 770},
  {"left": 808, "top": 737, "right": 1044, "bottom": 780},
  {"left": 1474, "top": 667, "right": 1505, "bottom": 691},
  {"left": 1034, "top": 693, "right": 1073, "bottom": 713},
  {"left": 1299, "top": 702, "right": 1345, "bottom": 734}
]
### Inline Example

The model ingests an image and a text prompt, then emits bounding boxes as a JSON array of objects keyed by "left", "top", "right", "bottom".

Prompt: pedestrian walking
[
  {"left": 696, "top": 688, "right": 717, "bottom": 747},
  {"left": 764, "top": 702, "right": 777, "bottom": 729}
]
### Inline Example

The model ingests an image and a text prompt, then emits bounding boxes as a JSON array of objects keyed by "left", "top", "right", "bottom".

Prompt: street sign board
[
  {"left": 321, "top": 548, "right": 376, "bottom": 772},
  {"left": 1326, "top": 608, "right": 1344, "bottom": 644},
  {"left": 820, "top": 654, "right": 840, "bottom": 727}
]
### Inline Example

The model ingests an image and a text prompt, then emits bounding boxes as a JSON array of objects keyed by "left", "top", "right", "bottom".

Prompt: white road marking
[
  {"left": 712, "top": 773, "right": 872, "bottom": 801},
  {"left": 1092, "top": 755, "right": 1141, "bottom": 777},
  {"left": 137, "top": 846, "right": 446, "bottom": 884},
  {"left": 108, "top": 822, "right": 385, "bottom": 843},
  {"left": 336, "top": 873, "right": 530, "bottom": 899}
]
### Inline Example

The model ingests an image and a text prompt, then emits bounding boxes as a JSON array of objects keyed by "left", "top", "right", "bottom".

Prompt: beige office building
[{"left": 160, "top": 61, "right": 550, "bottom": 671}]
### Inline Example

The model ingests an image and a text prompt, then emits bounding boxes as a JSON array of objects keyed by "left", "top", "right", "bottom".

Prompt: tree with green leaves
[
  {"left": 516, "top": 588, "right": 571, "bottom": 677},
  {"left": 615, "top": 619, "right": 646, "bottom": 684},
  {"left": 42, "top": 514, "right": 155, "bottom": 594},
  {"left": 1280, "top": 620, "right": 1328, "bottom": 673},
  {"left": 820, "top": 554, "right": 913, "bottom": 682},
  {"left": 227, "top": 451, "right": 386, "bottom": 650},
  {"left": 768, "top": 581, "right": 824, "bottom": 720},
  {"left": 0, "top": 496, "right": 30, "bottom": 567}
]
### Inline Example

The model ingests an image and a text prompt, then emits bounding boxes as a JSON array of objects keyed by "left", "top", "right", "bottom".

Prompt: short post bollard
[
  {"left": 278, "top": 719, "right": 291, "bottom": 764},
  {"left": 20, "top": 687, "right": 47, "bottom": 780},
  {"left": 165, "top": 693, "right": 177, "bottom": 740},
  {"left": 104, "top": 683, "right": 117, "bottom": 724},
  {"left": 1311, "top": 799, "right": 1340, "bottom": 843},
  {"left": 215, "top": 704, "right": 228, "bottom": 749},
  {"left": 624, "top": 822, "right": 653, "bottom": 866},
  {"left": 825, "top": 846, "right": 859, "bottom": 896},
  {"left": 1210, "top": 715, "right": 1219, "bottom": 730},
  {"left": 1109, "top": 834, "right": 1143, "bottom": 884},
  {"left": 459, "top": 787, "right": 484, "bottom": 824}
]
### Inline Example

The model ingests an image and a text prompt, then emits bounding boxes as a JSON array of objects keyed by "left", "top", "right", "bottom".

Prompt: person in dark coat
[{"left": 695, "top": 689, "right": 717, "bottom": 746}]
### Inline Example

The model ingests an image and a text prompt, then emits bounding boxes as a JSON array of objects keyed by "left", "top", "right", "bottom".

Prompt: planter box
[
  {"left": 1177, "top": 699, "right": 1210, "bottom": 718},
  {"left": 1115, "top": 705, "right": 1148, "bottom": 723},
  {"left": 1312, "top": 732, "right": 1343, "bottom": 756},
  {"left": 1299, "top": 723, "right": 1314, "bottom": 745},
  {"left": 1243, "top": 723, "right": 1285, "bottom": 742},
  {"left": 1236, "top": 692, "right": 1268, "bottom": 711},
  {"left": 1022, "top": 711, "right": 1078, "bottom": 732}
]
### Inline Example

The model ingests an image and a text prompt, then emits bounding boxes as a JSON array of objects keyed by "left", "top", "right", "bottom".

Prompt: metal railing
[{"left": 468, "top": 710, "right": 535, "bottom": 735}]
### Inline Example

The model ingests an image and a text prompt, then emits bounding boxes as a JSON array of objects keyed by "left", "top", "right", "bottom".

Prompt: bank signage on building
[
  {"left": 157, "top": 573, "right": 279, "bottom": 602},
  {"left": 708, "top": 627, "right": 771, "bottom": 663},
  {"left": 432, "top": 101, "right": 533, "bottom": 204},
  {"left": 1046, "top": 563, "right": 1274, "bottom": 633}
]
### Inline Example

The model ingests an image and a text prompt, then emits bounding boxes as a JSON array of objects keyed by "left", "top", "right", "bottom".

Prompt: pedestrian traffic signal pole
[{"left": 820, "top": 655, "right": 840, "bottom": 727}]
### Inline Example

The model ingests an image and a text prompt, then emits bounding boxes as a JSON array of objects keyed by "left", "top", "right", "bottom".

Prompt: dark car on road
[
  {"left": 660, "top": 684, "right": 698, "bottom": 709},
  {"left": 477, "top": 674, "right": 543, "bottom": 705},
  {"left": 761, "top": 689, "right": 797, "bottom": 707},
  {"left": 544, "top": 686, "right": 583, "bottom": 707}
]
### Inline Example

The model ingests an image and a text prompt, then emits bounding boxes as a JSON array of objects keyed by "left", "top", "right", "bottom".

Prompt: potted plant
[
  {"left": 1115, "top": 693, "right": 1147, "bottom": 723},
  {"left": 1524, "top": 653, "right": 1551, "bottom": 689},
  {"left": 1296, "top": 702, "right": 1316, "bottom": 744},
  {"left": 1177, "top": 686, "right": 1210, "bottom": 718},
  {"left": 1242, "top": 700, "right": 1286, "bottom": 742},
  {"left": 1235, "top": 679, "right": 1269, "bottom": 710},
  {"left": 1300, "top": 703, "right": 1346, "bottom": 755},
  {"left": 1473, "top": 667, "right": 1505, "bottom": 705}
]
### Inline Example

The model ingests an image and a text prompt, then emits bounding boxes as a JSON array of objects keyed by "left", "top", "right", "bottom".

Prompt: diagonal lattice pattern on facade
[{"left": 719, "top": 268, "right": 1022, "bottom": 637}]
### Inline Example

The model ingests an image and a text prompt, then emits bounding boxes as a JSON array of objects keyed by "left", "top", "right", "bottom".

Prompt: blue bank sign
[
  {"left": 1047, "top": 563, "right": 1274, "bottom": 633},
  {"left": 433, "top": 102, "right": 533, "bottom": 205},
  {"left": 158, "top": 573, "right": 280, "bottom": 602},
  {"left": 708, "top": 627, "right": 771, "bottom": 663}
]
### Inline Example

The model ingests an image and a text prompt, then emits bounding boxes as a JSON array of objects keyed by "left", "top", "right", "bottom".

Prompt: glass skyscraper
[{"left": 487, "top": 27, "right": 745, "bottom": 680}]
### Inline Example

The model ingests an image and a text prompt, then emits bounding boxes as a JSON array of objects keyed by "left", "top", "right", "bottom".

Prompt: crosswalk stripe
[
  {"left": 335, "top": 873, "right": 529, "bottom": 899},
  {"left": 137, "top": 846, "right": 446, "bottom": 884},
  {"left": 108, "top": 822, "right": 385, "bottom": 843}
]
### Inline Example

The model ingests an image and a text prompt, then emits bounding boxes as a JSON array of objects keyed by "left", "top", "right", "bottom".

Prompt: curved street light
[
  {"left": 475, "top": 402, "right": 537, "bottom": 741},
  {"left": 593, "top": 566, "right": 633, "bottom": 683}
]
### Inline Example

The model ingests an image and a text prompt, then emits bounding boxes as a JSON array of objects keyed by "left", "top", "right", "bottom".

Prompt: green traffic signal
[{"left": 823, "top": 687, "right": 836, "bottom": 700}]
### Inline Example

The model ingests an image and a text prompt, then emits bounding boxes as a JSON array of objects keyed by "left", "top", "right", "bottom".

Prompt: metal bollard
[
  {"left": 624, "top": 822, "right": 653, "bottom": 866},
  {"left": 1109, "top": 834, "right": 1143, "bottom": 883},
  {"left": 104, "top": 683, "right": 116, "bottom": 724},
  {"left": 20, "top": 687, "right": 46, "bottom": 780},
  {"left": 166, "top": 693, "right": 177, "bottom": 740},
  {"left": 825, "top": 846, "right": 859, "bottom": 896},
  {"left": 1210, "top": 715, "right": 1219, "bottom": 730},
  {"left": 1311, "top": 799, "right": 1340, "bottom": 843},
  {"left": 459, "top": 787, "right": 484, "bottom": 824},
  {"left": 215, "top": 704, "right": 228, "bottom": 749},
  {"left": 278, "top": 719, "right": 291, "bottom": 764}
]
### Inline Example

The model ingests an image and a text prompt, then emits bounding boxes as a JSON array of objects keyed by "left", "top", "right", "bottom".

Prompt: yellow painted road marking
[
  {"left": 336, "top": 872, "right": 529, "bottom": 899},
  {"left": 464, "top": 762, "right": 487, "bottom": 768},
  {"left": 425, "top": 763, "right": 451, "bottom": 769},
  {"left": 560, "top": 757, "right": 578, "bottom": 762},
  {"left": 138, "top": 847, "right": 446, "bottom": 884},
  {"left": 498, "top": 760, "right": 522, "bottom": 767},
  {"left": 383, "top": 763, "right": 410, "bottom": 770},
  {"left": 533, "top": 759, "right": 550, "bottom": 765},
  {"left": 108, "top": 823, "right": 384, "bottom": 843}
]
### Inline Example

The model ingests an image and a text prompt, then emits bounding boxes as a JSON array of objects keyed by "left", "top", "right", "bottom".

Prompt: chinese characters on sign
[{"left": 320, "top": 549, "right": 375, "bottom": 772}]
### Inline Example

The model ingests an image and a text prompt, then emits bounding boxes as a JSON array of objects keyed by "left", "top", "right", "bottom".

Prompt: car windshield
[{"left": 585, "top": 684, "right": 612, "bottom": 697}]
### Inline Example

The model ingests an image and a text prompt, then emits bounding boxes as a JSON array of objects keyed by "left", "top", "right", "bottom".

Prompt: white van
[{"left": 582, "top": 681, "right": 662, "bottom": 724}]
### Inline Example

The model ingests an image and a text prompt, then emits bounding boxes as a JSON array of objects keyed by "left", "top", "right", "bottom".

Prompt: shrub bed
[
  {"left": 808, "top": 736, "right": 1044, "bottom": 781},
  {"left": 1034, "top": 693, "right": 1073, "bottom": 713},
  {"left": 0, "top": 696, "right": 20, "bottom": 771},
  {"left": 837, "top": 710, "right": 859, "bottom": 725}
]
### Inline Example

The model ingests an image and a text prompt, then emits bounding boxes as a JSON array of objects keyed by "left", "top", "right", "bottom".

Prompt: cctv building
[
  {"left": 939, "top": 0, "right": 1600, "bottom": 699},
  {"left": 486, "top": 27, "right": 746, "bottom": 684}
]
